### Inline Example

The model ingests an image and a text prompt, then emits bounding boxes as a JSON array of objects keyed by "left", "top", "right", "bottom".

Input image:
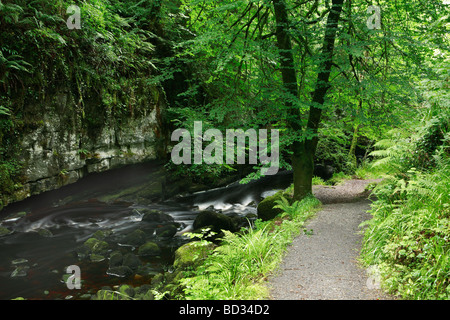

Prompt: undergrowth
[
  {"left": 178, "top": 195, "right": 321, "bottom": 300},
  {"left": 360, "top": 108, "right": 450, "bottom": 299}
]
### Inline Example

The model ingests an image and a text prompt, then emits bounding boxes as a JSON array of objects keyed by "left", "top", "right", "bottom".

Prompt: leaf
[{"left": 0, "top": 106, "right": 11, "bottom": 116}]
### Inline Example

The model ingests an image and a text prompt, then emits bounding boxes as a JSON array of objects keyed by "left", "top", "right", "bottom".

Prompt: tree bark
[
  {"left": 272, "top": 0, "right": 345, "bottom": 201},
  {"left": 348, "top": 123, "right": 360, "bottom": 170},
  {"left": 272, "top": 0, "right": 301, "bottom": 130}
]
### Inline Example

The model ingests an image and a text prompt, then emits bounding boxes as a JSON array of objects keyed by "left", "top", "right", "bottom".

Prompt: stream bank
[{"left": 0, "top": 161, "right": 293, "bottom": 300}]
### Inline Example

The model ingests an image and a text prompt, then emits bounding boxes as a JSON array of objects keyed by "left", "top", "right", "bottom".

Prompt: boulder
[
  {"left": 173, "top": 241, "right": 216, "bottom": 270},
  {"left": 151, "top": 273, "right": 165, "bottom": 287},
  {"left": 36, "top": 228, "right": 53, "bottom": 237},
  {"left": 108, "top": 251, "right": 123, "bottom": 268},
  {"left": 136, "top": 264, "right": 159, "bottom": 277},
  {"left": 121, "top": 229, "right": 146, "bottom": 247},
  {"left": 0, "top": 226, "right": 12, "bottom": 236},
  {"left": 10, "top": 265, "right": 30, "bottom": 278},
  {"left": 193, "top": 211, "right": 237, "bottom": 233},
  {"left": 256, "top": 190, "right": 284, "bottom": 221},
  {"left": 75, "top": 244, "right": 90, "bottom": 260},
  {"left": 83, "top": 237, "right": 109, "bottom": 254},
  {"left": 92, "top": 229, "right": 112, "bottom": 240},
  {"left": 138, "top": 209, "right": 174, "bottom": 223},
  {"left": 90, "top": 254, "right": 105, "bottom": 262},
  {"left": 314, "top": 163, "right": 335, "bottom": 181},
  {"left": 118, "top": 284, "right": 135, "bottom": 298},
  {"left": 134, "top": 285, "right": 154, "bottom": 300},
  {"left": 138, "top": 242, "right": 160, "bottom": 256},
  {"left": 122, "top": 253, "right": 141, "bottom": 272},
  {"left": 155, "top": 224, "right": 178, "bottom": 238},
  {"left": 107, "top": 266, "right": 133, "bottom": 278}
]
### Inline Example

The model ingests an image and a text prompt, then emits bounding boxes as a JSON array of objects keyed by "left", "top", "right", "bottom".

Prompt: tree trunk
[
  {"left": 272, "top": 0, "right": 345, "bottom": 201},
  {"left": 348, "top": 123, "right": 359, "bottom": 171}
]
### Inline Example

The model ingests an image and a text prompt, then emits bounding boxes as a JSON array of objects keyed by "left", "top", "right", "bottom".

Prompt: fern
[
  {"left": 273, "top": 196, "right": 302, "bottom": 217},
  {"left": 369, "top": 129, "right": 416, "bottom": 175},
  {"left": 0, "top": 106, "right": 11, "bottom": 116}
]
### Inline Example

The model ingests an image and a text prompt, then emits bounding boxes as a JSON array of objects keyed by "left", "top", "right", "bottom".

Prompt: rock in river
[
  {"left": 138, "top": 242, "right": 160, "bottom": 256},
  {"left": 11, "top": 265, "right": 30, "bottom": 278},
  {"left": 122, "top": 253, "right": 141, "bottom": 272},
  {"left": 138, "top": 209, "right": 174, "bottom": 223},
  {"left": 106, "top": 266, "right": 133, "bottom": 278},
  {"left": 83, "top": 237, "right": 109, "bottom": 254},
  {"left": 121, "top": 229, "right": 147, "bottom": 247},
  {"left": 155, "top": 224, "right": 178, "bottom": 238},
  {"left": 193, "top": 210, "right": 237, "bottom": 233},
  {"left": 0, "top": 226, "right": 12, "bottom": 236},
  {"left": 108, "top": 251, "right": 123, "bottom": 268}
]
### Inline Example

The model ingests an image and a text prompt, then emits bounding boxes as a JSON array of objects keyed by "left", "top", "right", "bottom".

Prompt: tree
[
  {"left": 167, "top": 0, "right": 449, "bottom": 200},
  {"left": 273, "top": 0, "right": 344, "bottom": 200}
]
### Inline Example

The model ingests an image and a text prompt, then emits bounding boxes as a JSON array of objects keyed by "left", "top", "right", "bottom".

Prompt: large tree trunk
[{"left": 272, "top": 0, "right": 345, "bottom": 201}]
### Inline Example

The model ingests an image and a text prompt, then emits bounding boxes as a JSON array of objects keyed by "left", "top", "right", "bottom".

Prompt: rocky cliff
[{"left": 3, "top": 86, "right": 168, "bottom": 208}]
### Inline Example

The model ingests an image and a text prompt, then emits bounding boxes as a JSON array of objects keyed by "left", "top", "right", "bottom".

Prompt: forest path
[{"left": 268, "top": 179, "right": 394, "bottom": 300}]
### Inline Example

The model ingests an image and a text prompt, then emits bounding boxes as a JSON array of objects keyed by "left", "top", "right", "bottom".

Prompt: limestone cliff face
[{"left": 6, "top": 87, "right": 168, "bottom": 206}]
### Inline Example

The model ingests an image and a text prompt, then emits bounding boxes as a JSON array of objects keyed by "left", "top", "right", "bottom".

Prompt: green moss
[
  {"left": 138, "top": 242, "right": 161, "bottom": 256},
  {"left": 83, "top": 237, "right": 109, "bottom": 254},
  {"left": 256, "top": 191, "right": 284, "bottom": 221},
  {"left": 0, "top": 226, "right": 12, "bottom": 236},
  {"left": 90, "top": 253, "right": 105, "bottom": 262},
  {"left": 173, "top": 241, "right": 215, "bottom": 270}
]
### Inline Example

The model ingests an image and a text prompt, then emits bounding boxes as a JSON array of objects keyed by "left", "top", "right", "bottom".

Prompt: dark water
[{"left": 0, "top": 163, "right": 292, "bottom": 300}]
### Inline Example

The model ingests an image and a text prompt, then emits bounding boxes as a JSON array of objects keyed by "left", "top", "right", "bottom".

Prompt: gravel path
[{"left": 268, "top": 179, "right": 394, "bottom": 300}]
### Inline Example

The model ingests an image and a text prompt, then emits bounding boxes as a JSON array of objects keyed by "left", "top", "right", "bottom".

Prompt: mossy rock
[
  {"left": 193, "top": 211, "right": 237, "bottom": 233},
  {"left": 151, "top": 273, "right": 165, "bottom": 287},
  {"left": 155, "top": 224, "right": 178, "bottom": 238},
  {"left": 134, "top": 284, "right": 154, "bottom": 300},
  {"left": 121, "top": 229, "right": 147, "bottom": 247},
  {"left": 90, "top": 253, "right": 105, "bottom": 262},
  {"left": 10, "top": 265, "right": 29, "bottom": 278},
  {"left": 107, "top": 266, "right": 133, "bottom": 278},
  {"left": 92, "top": 229, "right": 112, "bottom": 240},
  {"left": 122, "top": 253, "right": 141, "bottom": 272},
  {"left": 139, "top": 209, "right": 174, "bottom": 223},
  {"left": 108, "top": 251, "right": 123, "bottom": 268},
  {"left": 94, "top": 289, "right": 121, "bottom": 300},
  {"left": 173, "top": 241, "right": 216, "bottom": 270},
  {"left": 118, "top": 284, "right": 135, "bottom": 298},
  {"left": 136, "top": 288, "right": 154, "bottom": 300},
  {"left": 0, "top": 226, "right": 12, "bottom": 236},
  {"left": 257, "top": 190, "right": 285, "bottom": 221},
  {"left": 83, "top": 237, "right": 109, "bottom": 254},
  {"left": 138, "top": 241, "right": 160, "bottom": 256},
  {"left": 36, "top": 228, "right": 53, "bottom": 237}
]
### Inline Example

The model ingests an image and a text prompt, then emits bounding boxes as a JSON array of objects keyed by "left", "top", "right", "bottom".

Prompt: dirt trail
[{"left": 268, "top": 179, "right": 394, "bottom": 300}]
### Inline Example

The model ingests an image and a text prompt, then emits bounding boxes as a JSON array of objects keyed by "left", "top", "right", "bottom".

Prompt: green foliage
[
  {"left": 0, "top": 0, "right": 174, "bottom": 196},
  {"left": 361, "top": 158, "right": 450, "bottom": 299},
  {"left": 179, "top": 195, "right": 321, "bottom": 299},
  {"left": 311, "top": 176, "right": 327, "bottom": 185},
  {"left": 370, "top": 110, "right": 450, "bottom": 177},
  {"left": 361, "top": 100, "right": 450, "bottom": 299},
  {"left": 414, "top": 111, "right": 450, "bottom": 169}
]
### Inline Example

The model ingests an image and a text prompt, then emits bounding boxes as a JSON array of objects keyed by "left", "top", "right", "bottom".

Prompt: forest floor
[{"left": 268, "top": 179, "right": 396, "bottom": 300}]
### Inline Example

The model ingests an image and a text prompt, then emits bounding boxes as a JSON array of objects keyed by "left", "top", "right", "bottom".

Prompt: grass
[{"left": 178, "top": 195, "right": 322, "bottom": 300}]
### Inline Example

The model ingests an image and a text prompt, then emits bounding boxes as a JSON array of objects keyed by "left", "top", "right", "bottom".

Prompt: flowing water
[{"left": 0, "top": 163, "right": 292, "bottom": 300}]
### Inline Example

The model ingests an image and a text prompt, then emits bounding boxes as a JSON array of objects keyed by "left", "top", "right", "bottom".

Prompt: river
[{"left": 0, "top": 162, "right": 293, "bottom": 300}]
